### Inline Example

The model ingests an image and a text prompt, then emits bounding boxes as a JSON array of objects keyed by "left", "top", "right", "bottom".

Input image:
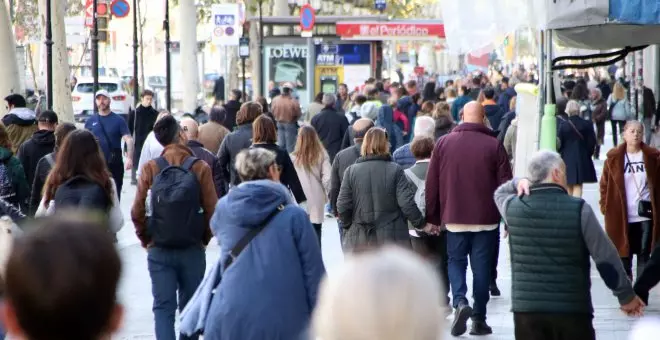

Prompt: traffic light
[{"left": 98, "top": 13, "right": 109, "bottom": 43}]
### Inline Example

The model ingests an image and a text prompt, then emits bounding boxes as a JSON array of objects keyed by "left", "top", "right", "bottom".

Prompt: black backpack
[
  {"left": 148, "top": 157, "right": 205, "bottom": 248},
  {"left": 53, "top": 176, "right": 110, "bottom": 212}
]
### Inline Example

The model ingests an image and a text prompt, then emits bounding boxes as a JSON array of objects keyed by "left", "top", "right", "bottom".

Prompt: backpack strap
[
  {"left": 181, "top": 157, "right": 199, "bottom": 171},
  {"left": 155, "top": 157, "right": 170, "bottom": 172},
  {"left": 404, "top": 168, "right": 424, "bottom": 188},
  {"left": 223, "top": 205, "right": 283, "bottom": 270}
]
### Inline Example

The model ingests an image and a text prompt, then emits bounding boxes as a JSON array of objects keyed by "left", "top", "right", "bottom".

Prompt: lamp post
[
  {"left": 258, "top": 0, "right": 264, "bottom": 96},
  {"left": 132, "top": 0, "right": 139, "bottom": 107},
  {"left": 45, "top": 0, "right": 53, "bottom": 110},
  {"left": 163, "top": 0, "right": 171, "bottom": 112},
  {"left": 92, "top": 0, "right": 99, "bottom": 112}
]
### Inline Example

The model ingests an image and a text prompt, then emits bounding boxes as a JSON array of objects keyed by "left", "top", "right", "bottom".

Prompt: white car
[{"left": 71, "top": 77, "right": 134, "bottom": 122}]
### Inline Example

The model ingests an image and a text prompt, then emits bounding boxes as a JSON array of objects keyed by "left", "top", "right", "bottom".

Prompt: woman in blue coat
[
  {"left": 204, "top": 148, "right": 326, "bottom": 340},
  {"left": 558, "top": 100, "right": 598, "bottom": 198}
]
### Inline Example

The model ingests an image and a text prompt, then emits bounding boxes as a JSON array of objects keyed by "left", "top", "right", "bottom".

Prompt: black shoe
[
  {"left": 469, "top": 320, "right": 493, "bottom": 336},
  {"left": 450, "top": 303, "right": 473, "bottom": 336},
  {"left": 489, "top": 282, "right": 501, "bottom": 296}
]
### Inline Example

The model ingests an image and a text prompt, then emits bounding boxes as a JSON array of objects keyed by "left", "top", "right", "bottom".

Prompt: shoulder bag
[
  {"left": 566, "top": 119, "right": 584, "bottom": 140},
  {"left": 625, "top": 153, "right": 653, "bottom": 219}
]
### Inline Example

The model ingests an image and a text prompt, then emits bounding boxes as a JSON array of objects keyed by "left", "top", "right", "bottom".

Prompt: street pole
[
  {"left": 164, "top": 0, "right": 171, "bottom": 112},
  {"left": 241, "top": 57, "right": 246, "bottom": 100},
  {"left": 92, "top": 0, "right": 99, "bottom": 113},
  {"left": 45, "top": 0, "right": 53, "bottom": 110},
  {"left": 258, "top": 0, "right": 264, "bottom": 97},
  {"left": 132, "top": 0, "right": 139, "bottom": 108}
]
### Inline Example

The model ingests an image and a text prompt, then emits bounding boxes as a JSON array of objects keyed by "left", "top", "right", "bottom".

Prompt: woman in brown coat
[{"left": 600, "top": 120, "right": 660, "bottom": 279}]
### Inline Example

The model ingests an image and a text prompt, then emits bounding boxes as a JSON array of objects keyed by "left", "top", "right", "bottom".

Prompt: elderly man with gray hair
[
  {"left": 493, "top": 150, "right": 644, "bottom": 340},
  {"left": 393, "top": 116, "right": 437, "bottom": 169},
  {"left": 311, "top": 93, "right": 349, "bottom": 163}
]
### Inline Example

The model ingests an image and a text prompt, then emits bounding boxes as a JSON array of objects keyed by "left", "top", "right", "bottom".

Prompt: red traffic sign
[
  {"left": 299, "top": 4, "right": 316, "bottom": 32},
  {"left": 110, "top": 0, "right": 130, "bottom": 18}
]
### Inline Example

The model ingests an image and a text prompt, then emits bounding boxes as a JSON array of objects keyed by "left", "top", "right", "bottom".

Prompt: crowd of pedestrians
[{"left": 1, "top": 66, "right": 660, "bottom": 340}]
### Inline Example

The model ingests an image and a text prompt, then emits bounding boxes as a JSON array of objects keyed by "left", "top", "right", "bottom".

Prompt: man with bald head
[
  {"left": 329, "top": 118, "right": 374, "bottom": 240},
  {"left": 426, "top": 101, "right": 512, "bottom": 336},
  {"left": 180, "top": 118, "right": 224, "bottom": 197}
]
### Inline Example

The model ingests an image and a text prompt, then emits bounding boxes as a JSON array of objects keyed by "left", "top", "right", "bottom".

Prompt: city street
[{"left": 112, "top": 127, "right": 656, "bottom": 339}]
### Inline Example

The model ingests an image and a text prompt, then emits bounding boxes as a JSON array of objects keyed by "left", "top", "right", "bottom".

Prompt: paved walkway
[{"left": 112, "top": 126, "right": 655, "bottom": 339}]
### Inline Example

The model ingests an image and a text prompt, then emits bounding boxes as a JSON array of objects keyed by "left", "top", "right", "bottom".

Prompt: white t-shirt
[{"left": 625, "top": 151, "right": 651, "bottom": 222}]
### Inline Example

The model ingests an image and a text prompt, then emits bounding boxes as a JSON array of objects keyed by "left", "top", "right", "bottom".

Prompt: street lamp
[
  {"left": 45, "top": 0, "right": 53, "bottom": 110},
  {"left": 132, "top": 0, "right": 139, "bottom": 108},
  {"left": 92, "top": 0, "right": 99, "bottom": 112},
  {"left": 163, "top": 0, "right": 171, "bottom": 112},
  {"left": 257, "top": 0, "right": 265, "bottom": 97}
]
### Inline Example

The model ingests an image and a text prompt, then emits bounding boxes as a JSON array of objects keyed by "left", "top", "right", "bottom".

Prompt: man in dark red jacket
[{"left": 425, "top": 101, "right": 512, "bottom": 337}]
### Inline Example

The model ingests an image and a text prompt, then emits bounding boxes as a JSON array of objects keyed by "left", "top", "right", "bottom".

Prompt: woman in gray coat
[{"left": 337, "top": 128, "right": 426, "bottom": 252}]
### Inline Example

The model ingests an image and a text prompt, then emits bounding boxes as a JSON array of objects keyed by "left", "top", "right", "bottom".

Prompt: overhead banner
[{"left": 211, "top": 4, "right": 240, "bottom": 46}]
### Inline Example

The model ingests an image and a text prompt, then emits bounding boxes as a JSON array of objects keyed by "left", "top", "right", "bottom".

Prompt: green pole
[{"left": 539, "top": 104, "right": 556, "bottom": 151}]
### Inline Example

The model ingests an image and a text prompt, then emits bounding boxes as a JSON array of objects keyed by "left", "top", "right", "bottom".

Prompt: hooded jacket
[
  {"left": 202, "top": 180, "right": 325, "bottom": 340},
  {"left": 376, "top": 105, "right": 404, "bottom": 151},
  {"left": 2, "top": 107, "right": 38, "bottom": 153},
  {"left": 30, "top": 152, "right": 55, "bottom": 216},
  {"left": 18, "top": 129, "right": 55, "bottom": 191}
]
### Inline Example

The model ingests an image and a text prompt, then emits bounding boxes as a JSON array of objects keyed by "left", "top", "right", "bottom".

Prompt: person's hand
[
  {"left": 503, "top": 229, "right": 509, "bottom": 239},
  {"left": 422, "top": 223, "right": 440, "bottom": 236},
  {"left": 125, "top": 158, "right": 133, "bottom": 170},
  {"left": 516, "top": 178, "right": 531, "bottom": 196},
  {"left": 621, "top": 296, "right": 645, "bottom": 317}
]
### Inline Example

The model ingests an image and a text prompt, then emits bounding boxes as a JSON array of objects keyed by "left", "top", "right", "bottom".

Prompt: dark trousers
[
  {"left": 492, "top": 226, "right": 500, "bottom": 283},
  {"left": 621, "top": 220, "right": 652, "bottom": 279},
  {"left": 108, "top": 160, "right": 124, "bottom": 202},
  {"left": 411, "top": 232, "right": 450, "bottom": 306},
  {"left": 514, "top": 312, "right": 595, "bottom": 340},
  {"left": 611, "top": 120, "right": 626, "bottom": 146},
  {"left": 446, "top": 229, "right": 498, "bottom": 321},
  {"left": 634, "top": 242, "right": 660, "bottom": 303},
  {"left": 312, "top": 223, "right": 322, "bottom": 249},
  {"left": 148, "top": 247, "right": 206, "bottom": 340}
]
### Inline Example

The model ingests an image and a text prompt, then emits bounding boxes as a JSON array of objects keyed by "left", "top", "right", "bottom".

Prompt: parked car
[{"left": 71, "top": 77, "right": 134, "bottom": 123}]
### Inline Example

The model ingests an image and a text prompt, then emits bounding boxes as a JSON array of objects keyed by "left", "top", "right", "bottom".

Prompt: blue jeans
[
  {"left": 277, "top": 122, "right": 298, "bottom": 153},
  {"left": 446, "top": 229, "right": 498, "bottom": 321},
  {"left": 148, "top": 246, "right": 206, "bottom": 340}
]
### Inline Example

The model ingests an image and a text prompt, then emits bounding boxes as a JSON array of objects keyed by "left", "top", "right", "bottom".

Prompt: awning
[{"left": 335, "top": 21, "right": 445, "bottom": 41}]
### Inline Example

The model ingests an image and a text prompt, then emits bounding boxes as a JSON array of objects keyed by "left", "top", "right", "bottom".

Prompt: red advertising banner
[{"left": 336, "top": 22, "right": 445, "bottom": 40}]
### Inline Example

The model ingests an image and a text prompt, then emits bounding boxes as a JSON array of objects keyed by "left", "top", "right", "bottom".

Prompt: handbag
[
  {"left": 626, "top": 153, "right": 653, "bottom": 219},
  {"left": 179, "top": 205, "right": 283, "bottom": 336}
]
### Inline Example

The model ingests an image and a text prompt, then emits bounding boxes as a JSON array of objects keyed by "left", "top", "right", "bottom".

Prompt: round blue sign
[
  {"left": 110, "top": 0, "right": 130, "bottom": 18},
  {"left": 300, "top": 5, "right": 315, "bottom": 31}
]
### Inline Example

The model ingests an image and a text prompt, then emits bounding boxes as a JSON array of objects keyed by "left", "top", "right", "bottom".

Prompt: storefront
[
  {"left": 264, "top": 43, "right": 311, "bottom": 106},
  {"left": 314, "top": 42, "right": 372, "bottom": 94}
]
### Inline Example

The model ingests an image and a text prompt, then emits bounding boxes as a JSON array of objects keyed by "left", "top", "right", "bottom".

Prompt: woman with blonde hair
[
  {"left": 558, "top": 100, "right": 597, "bottom": 197},
  {"left": 312, "top": 246, "right": 444, "bottom": 340},
  {"left": 290, "top": 125, "right": 331, "bottom": 246},
  {"left": 608, "top": 81, "right": 632, "bottom": 145},
  {"left": 337, "top": 128, "right": 429, "bottom": 251}
]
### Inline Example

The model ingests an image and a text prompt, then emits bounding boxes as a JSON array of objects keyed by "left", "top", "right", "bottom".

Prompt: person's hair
[
  {"left": 314, "top": 92, "right": 324, "bottom": 104},
  {"left": 624, "top": 120, "right": 644, "bottom": 133},
  {"left": 410, "top": 136, "right": 434, "bottom": 160},
  {"left": 422, "top": 82, "right": 436, "bottom": 102},
  {"left": 445, "top": 87, "right": 457, "bottom": 98},
  {"left": 413, "top": 116, "right": 436, "bottom": 138},
  {"left": 527, "top": 150, "right": 563, "bottom": 184},
  {"left": 565, "top": 99, "right": 581, "bottom": 116},
  {"left": 613, "top": 82, "right": 626, "bottom": 101},
  {"left": 570, "top": 83, "right": 589, "bottom": 101},
  {"left": 355, "top": 94, "right": 368, "bottom": 106},
  {"left": 411, "top": 92, "right": 421, "bottom": 104},
  {"left": 43, "top": 130, "right": 113, "bottom": 207},
  {"left": 591, "top": 87, "right": 602, "bottom": 99},
  {"left": 153, "top": 115, "right": 181, "bottom": 146},
  {"left": 483, "top": 87, "right": 495, "bottom": 100},
  {"left": 252, "top": 114, "right": 277, "bottom": 144},
  {"left": 236, "top": 101, "right": 263, "bottom": 125},
  {"left": 322, "top": 93, "right": 337, "bottom": 107},
  {"left": 255, "top": 96, "right": 269, "bottom": 113},
  {"left": 395, "top": 87, "right": 407, "bottom": 98},
  {"left": 0, "top": 123, "right": 12, "bottom": 150},
  {"left": 509, "top": 96, "right": 517, "bottom": 112},
  {"left": 235, "top": 148, "right": 278, "bottom": 181},
  {"left": 445, "top": 79, "right": 454, "bottom": 87},
  {"left": 459, "top": 85, "right": 468, "bottom": 95},
  {"left": 361, "top": 128, "right": 389, "bottom": 157},
  {"left": 5, "top": 215, "right": 122, "bottom": 340},
  {"left": 37, "top": 110, "right": 58, "bottom": 127},
  {"left": 432, "top": 102, "right": 451, "bottom": 121},
  {"left": 367, "top": 87, "right": 379, "bottom": 98},
  {"left": 4, "top": 93, "right": 26, "bottom": 108},
  {"left": 353, "top": 119, "right": 375, "bottom": 141},
  {"left": 387, "top": 96, "right": 398, "bottom": 108},
  {"left": 501, "top": 76, "right": 510, "bottom": 85},
  {"left": 405, "top": 80, "right": 417, "bottom": 89},
  {"left": 54, "top": 122, "right": 77, "bottom": 151},
  {"left": 141, "top": 89, "right": 154, "bottom": 98},
  {"left": 281, "top": 86, "right": 292, "bottom": 95},
  {"left": 365, "top": 77, "right": 376, "bottom": 84},
  {"left": 209, "top": 106, "right": 227, "bottom": 124},
  {"left": 292, "top": 125, "right": 326, "bottom": 171},
  {"left": 375, "top": 82, "right": 384, "bottom": 92},
  {"left": 420, "top": 101, "right": 435, "bottom": 114},
  {"left": 231, "top": 89, "right": 243, "bottom": 100},
  {"left": 312, "top": 246, "right": 443, "bottom": 340}
]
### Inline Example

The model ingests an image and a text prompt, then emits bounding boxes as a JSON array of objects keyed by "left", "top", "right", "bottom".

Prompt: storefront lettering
[
  {"left": 269, "top": 47, "right": 309, "bottom": 59},
  {"left": 358, "top": 24, "right": 430, "bottom": 37}
]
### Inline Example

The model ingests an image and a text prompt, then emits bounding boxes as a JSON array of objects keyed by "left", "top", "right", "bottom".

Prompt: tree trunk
[
  {"left": 50, "top": 0, "right": 73, "bottom": 121},
  {"left": 249, "top": 13, "right": 260, "bottom": 97},
  {"left": 0, "top": 0, "right": 21, "bottom": 117},
  {"left": 138, "top": 0, "right": 146, "bottom": 89},
  {"left": 179, "top": 0, "right": 199, "bottom": 112},
  {"left": 227, "top": 47, "right": 239, "bottom": 95}
]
